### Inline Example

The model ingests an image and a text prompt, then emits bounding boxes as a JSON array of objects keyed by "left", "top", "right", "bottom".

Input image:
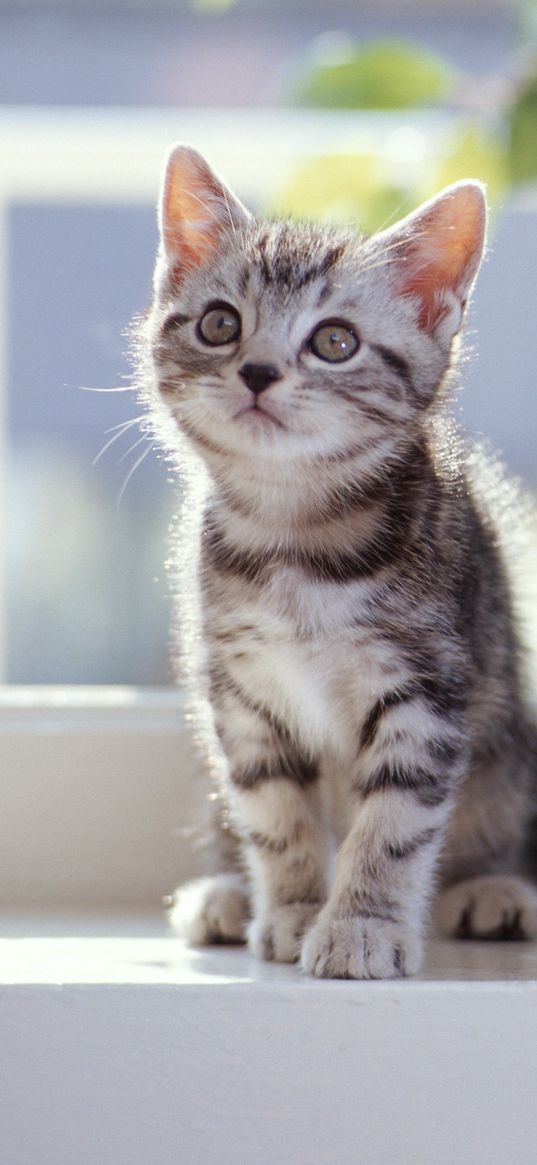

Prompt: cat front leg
[
  {"left": 213, "top": 684, "right": 328, "bottom": 963},
  {"left": 301, "top": 733, "right": 461, "bottom": 979},
  {"left": 301, "top": 789, "right": 448, "bottom": 978},
  {"left": 239, "top": 778, "right": 328, "bottom": 962}
]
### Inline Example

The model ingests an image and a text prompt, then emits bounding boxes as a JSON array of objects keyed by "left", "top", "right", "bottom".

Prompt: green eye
[
  {"left": 197, "top": 303, "right": 241, "bottom": 346},
  {"left": 309, "top": 320, "right": 359, "bottom": 363}
]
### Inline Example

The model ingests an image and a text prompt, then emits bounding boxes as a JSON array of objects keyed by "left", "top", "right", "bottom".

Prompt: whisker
[
  {"left": 356, "top": 237, "right": 413, "bottom": 276},
  {"left": 186, "top": 189, "right": 219, "bottom": 221},
  {"left": 117, "top": 432, "right": 150, "bottom": 464},
  {"left": 117, "top": 442, "right": 155, "bottom": 508},
  {"left": 92, "top": 415, "right": 146, "bottom": 466},
  {"left": 373, "top": 201, "right": 408, "bottom": 235},
  {"left": 105, "top": 414, "right": 146, "bottom": 435},
  {"left": 221, "top": 189, "right": 238, "bottom": 240},
  {"left": 79, "top": 384, "right": 135, "bottom": 393}
]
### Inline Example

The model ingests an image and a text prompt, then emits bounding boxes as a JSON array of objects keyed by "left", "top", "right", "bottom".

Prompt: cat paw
[
  {"left": 437, "top": 874, "right": 537, "bottom": 940},
  {"left": 168, "top": 874, "right": 249, "bottom": 945},
  {"left": 300, "top": 914, "right": 422, "bottom": 980},
  {"left": 249, "top": 902, "right": 320, "bottom": 963}
]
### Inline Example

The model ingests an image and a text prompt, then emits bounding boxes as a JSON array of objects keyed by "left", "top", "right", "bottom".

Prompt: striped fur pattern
[{"left": 142, "top": 145, "right": 537, "bottom": 978}]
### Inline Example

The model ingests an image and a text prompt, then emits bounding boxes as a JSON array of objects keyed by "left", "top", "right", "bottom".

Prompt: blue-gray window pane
[{"left": 7, "top": 203, "right": 173, "bottom": 683}]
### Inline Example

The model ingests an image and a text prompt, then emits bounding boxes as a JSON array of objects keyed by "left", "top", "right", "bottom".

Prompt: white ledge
[
  {"left": 2, "top": 914, "right": 537, "bottom": 1165},
  {"left": 2, "top": 912, "right": 537, "bottom": 986}
]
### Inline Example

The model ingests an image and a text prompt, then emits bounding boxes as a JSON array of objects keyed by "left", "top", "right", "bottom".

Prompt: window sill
[
  {"left": 0, "top": 686, "right": 206, "bottom": 907},
  {"left": 2, "top": 911, "right": 537, "bottom": 1165}
]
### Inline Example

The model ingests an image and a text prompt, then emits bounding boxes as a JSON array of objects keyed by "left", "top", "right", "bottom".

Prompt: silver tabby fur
[{"left": 141, "top": 145, "right": 537, "bottom": 978}]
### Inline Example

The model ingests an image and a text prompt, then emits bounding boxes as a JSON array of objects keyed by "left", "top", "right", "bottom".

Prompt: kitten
[{"left": 142, "top": 143, "right": 537, "bottom": 979}]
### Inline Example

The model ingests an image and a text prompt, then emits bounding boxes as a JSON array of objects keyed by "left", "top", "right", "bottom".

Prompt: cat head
[{"left": 148, "top": 143, "right": 486, "bottom": 469}]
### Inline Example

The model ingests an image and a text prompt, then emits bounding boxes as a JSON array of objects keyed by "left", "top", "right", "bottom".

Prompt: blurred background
[{"left": 2, "top": 0, "right": 537, "bottom": 684}]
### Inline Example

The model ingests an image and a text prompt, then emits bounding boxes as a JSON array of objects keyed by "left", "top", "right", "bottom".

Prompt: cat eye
[
  {"left": 197, "top": 303, "right": 241, "bottom": 346},
  {"left": 308, "top": 320, "right": 359, "bottom": 363}
]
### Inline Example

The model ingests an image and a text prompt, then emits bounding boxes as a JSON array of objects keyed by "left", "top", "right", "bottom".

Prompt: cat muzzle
[{"left": 238, "top": 363, "right": 283, "bottom": 395}]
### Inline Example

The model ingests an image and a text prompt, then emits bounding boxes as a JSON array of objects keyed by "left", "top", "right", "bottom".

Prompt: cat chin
[
  {"left": 180, "top": 405, "right": 355, "bottom": 463},
  {"left": 233, "top": 404, "right": 287, "bottom": 433},
  {"left": 219, "top": 416, "right": 347, "bottom": 461}
]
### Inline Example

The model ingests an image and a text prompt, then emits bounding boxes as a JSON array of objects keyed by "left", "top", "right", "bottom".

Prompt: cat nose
[{"left": 238, "top": 362, "right": 282, "bottom": 395}]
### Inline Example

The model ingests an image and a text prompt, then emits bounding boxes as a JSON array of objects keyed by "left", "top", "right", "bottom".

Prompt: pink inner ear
[
  {"left": 161, "top": 146, "right": 230, "bottom": 273},
  {"left": 400, "top": 262, "right": 456, "bottom": 331},
  {"left": 394, "top": 184, "right": 486, "bottom": 332}
]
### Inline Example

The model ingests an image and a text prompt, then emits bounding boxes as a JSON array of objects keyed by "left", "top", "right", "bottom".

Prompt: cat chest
[
  {"left": 206, "top": 561, "right": 409, "bottom": 753},
  {"left": 215, "top": 616, "right": 398, "bottom": 758}
]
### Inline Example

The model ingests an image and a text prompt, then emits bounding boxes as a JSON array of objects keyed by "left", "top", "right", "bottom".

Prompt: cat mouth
[{"left": 234, "top": 403, "right": 286, "bottom": 431}]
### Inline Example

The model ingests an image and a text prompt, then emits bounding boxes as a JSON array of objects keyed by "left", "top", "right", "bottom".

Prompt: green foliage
[
  {"left": 271, "top": 153, "right": 413, "bottom": 234},
  {"left": 519, "top": 0, "right": 537, "bottom": 47},
  {"left": 422, "top": 124, "right": 509, "bottom": 207},
  {"left": 270, "top": 124, "right": 509, "bottom": 234},
  {"left": 269, "top": 32, "right": 537, "bottom": 227},
  {"left": 191, "top": 0, "right": 235, "bottom": 11},
  {"left": 297, "top": 39, "right": 455, "bottom": 110},
  {"left": 507, "top": 63, "right": 537, "bottom": 182}
]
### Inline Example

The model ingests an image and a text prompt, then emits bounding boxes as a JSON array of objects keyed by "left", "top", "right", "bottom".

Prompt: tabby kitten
[{"left": 143, "top": 143, "right": 537, "bottom": 979}]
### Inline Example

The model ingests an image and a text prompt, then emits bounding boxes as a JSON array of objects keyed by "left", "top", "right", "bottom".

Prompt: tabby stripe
[
  {"left": 181, "top": 419, "right": 229, "bottom": 457},
  {"left": 257, "top": 235, "right": 347, "bottom": 290},
  {"left": 414, "top": 672, "right": 466, "bottom": 719},
  {"left": 231, "top": 755, "right": 319, "bottom": 789},
  {"left": 357, "top": 402, "right": 401, "bottom": 425},
  {"left": 381, "top": 638, "right": 467, "bottom": 721},
  {"left": 360, "top": 687, "right": 416, "bottom": 749},
  {"left": 385, "top": 827, "right": 439, "bottom": 861},
  {"left": 238, "top": 266, "right": 250, "bottom": 297},
  {"left": 209, "top": 666, "right": 254, "bottom": 711},
  {"left": 161, "top": 311, "right": 191, "bottom": 334},
  {"left": 315, "top": 279, "right": 333, "bottom": 308},
  {"left": 302, "top": 528, "right": 409, "bottom": 581},
  {"left": 371, "top": 343, "right": 415, "bottom": 393},
  {"left": 295, "top": 243, "right": 347, "bottom": 289},
  {"left": 205, "top": 449, "right": 438, "bottom": 584},
  {"left": 318, "top": 480, "right": 380, "bottom": 522},
  {"left": 427, "top": 737, "right": 461, "bottom": 765},
  {"left": 320, "top": 442, "right": 381, "bottom": 466},
  {"left": 335, "top": 388, "right": 398, "bottom": 420},
  {"left": 360, "top": 763, "right": 451, "bottom": 806},
  {"left": 361, "top": 682, "right": 465, "bottom": 753},
  {"left": 247, "top": 830, "right": 293, "bottom": 854},
  {"left": 256, "top": 231, "right": 272, "bottom": 285},
  {"left": 210, "top": 667, "right": 319, "bottom": 789},
  {"left": 221, "top": 477, "right": 385, "bottom": 521},
  {"left": 204, "top": 504, "right": 411, "bottom": 584},
  {"left": 212, "top": 623, "right": 261, "bottom": 644},
  {"left": 247, "top": 825, "right": 305, "bottom": 860},
  {"left": 204, "top": 523, "right": 266, "bottom": 584},
  {"left": 210, "top": 664, "right": 306, "bottom": 768}
]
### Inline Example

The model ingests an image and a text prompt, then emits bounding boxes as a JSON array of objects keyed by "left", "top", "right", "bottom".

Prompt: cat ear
[
  {"left": 158, "top": 143, "right": 252, "bottom": 275},
  {"left": 382, "top": 181, "right": 487, "bottom": 340}
]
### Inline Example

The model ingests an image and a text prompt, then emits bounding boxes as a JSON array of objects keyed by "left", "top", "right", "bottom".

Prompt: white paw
[
  {"left": 249, "top": 902, "right": 320, "bottom": 963},
  {"left": 168, "top": 874, "right": 249, "bottom": 945},
  {"left": 300, "top": 914, "right": 422, "bottom": 980},
  {"left": 437, "top": 874, "right": 537, "bottom": 940}
]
